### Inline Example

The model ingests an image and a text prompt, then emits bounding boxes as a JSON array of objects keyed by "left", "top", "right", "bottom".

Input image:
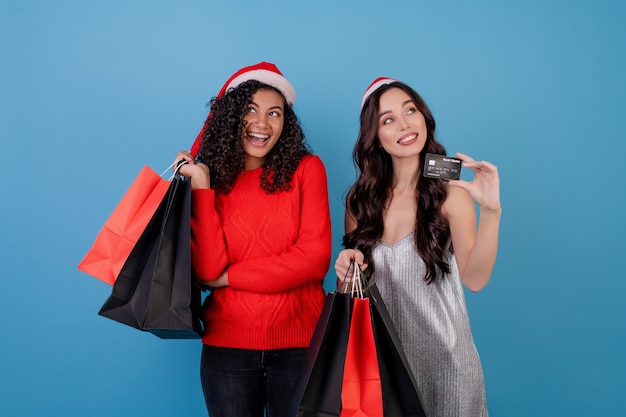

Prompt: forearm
[
  {"left": 190, "top": 189, "right": 229, "bottom": 282},
  {"left": 459, "top": 208, "right": 501, "bottom": 291},
  {"left": 228, "top": 241, "right": 331, "bottom": 293}
]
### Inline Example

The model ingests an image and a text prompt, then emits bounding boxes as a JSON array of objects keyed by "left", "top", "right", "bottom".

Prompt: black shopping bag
[
  {"left": 291, "top": 262, "right": 427, "bottom": 416},
  {"left": 369, "top": 283, "right": 427, "bottom": 416},
  {"left": 290, "top": 291, "right": 351, "bottom": 417},
  {"left": 98, "top": 176, "right": 203, "bottom": 339}
]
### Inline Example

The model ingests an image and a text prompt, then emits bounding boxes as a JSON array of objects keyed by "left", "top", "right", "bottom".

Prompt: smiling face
[
  {"left": 376, "top": 87, "right": 427, "bottom": 160},
  {"left": 241, "top": 88, "right": 285, "bottom": 170}
]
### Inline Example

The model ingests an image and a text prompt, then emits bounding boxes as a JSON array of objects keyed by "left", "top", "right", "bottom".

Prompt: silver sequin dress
[{"left": 371, "top": 233, "right": 488, "bottom": 417}]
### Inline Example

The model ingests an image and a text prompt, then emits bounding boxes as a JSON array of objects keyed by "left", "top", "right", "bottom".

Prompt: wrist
[
  {"left": 480, "top": 206, "right": 502, "bottom": 218},
  {"left": 191, "top": 176, "right": 211, "bottom": 190}
]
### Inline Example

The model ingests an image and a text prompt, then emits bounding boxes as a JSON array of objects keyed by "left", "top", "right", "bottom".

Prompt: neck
[
  {"left": 244, "top": 155, "right": 264, "bottom": 170},
  {"left": 391, "top": 156, "right": 420, "bottom": 190}
]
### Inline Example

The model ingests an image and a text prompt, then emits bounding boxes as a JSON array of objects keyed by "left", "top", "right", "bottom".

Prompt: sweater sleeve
[
  {"left": 190, "top": 189, "right": 229, "bottom": 282},
  {"left": 227, "top": 156, "right": 332, "bottom": 293}
]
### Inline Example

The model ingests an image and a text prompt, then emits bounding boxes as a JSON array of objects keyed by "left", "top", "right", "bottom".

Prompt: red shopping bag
[
  {"left": 77, "top": 166, "right": 170, "bottom": 285},
  {"left": 340, "top": 296, "right": 384, "bottom": 417}
]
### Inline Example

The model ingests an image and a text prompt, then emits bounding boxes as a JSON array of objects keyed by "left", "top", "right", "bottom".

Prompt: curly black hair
[
  {"left": 343, "top": 81, "right": 451, "bottom": 284},
  {"left": 197, "top": 79, "right": 310, "bottom": 193}
]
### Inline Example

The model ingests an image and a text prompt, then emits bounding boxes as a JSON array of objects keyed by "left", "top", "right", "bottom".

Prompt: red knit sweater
[{"left": 191, "top": 155, "right": 332, "bottom": 350}]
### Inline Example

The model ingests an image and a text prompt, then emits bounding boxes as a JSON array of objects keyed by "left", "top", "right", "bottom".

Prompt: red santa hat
[
  {"left": 361, "top": 77, "right": 397, "bottom": 109},
  {"left": 190, "top": 62, "right": 296, "bottom": 156}
]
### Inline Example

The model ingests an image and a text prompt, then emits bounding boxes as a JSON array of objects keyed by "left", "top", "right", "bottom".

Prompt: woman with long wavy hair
[
  {"left": 174, "top": 62, "right": 331, "bottom": 417},
  {"left": 334, "top": 78, "right": 502, "bottom": 417}
]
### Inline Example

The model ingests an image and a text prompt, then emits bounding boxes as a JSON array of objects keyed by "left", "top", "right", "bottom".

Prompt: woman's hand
[
  {"left": 334, "top": 248, "right": 367, "bottom": 280},
  {"left": 173, "top": 151, "right": 211, "bottom": 190},
  {"left": 448, "top": 152, "right": 501, "bottom": 214},
  {"left": 198, "top": 270, "right": 229, "bottom": 289},
  {"left": 335, "top": 249, "right": 368, "bottom": 293}
]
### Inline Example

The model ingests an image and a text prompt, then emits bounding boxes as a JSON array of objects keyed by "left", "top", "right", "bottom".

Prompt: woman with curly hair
[
  {"left": 174, "top": 62, "right": 331, "bottom": 417},
  {"left": 334, "top": 78, "right": 502, "bottom": 417}
]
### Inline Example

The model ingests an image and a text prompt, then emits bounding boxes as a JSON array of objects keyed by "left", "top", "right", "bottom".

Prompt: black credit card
[{"left": 423, "top": 153, "right": 462, "bottom": 180}]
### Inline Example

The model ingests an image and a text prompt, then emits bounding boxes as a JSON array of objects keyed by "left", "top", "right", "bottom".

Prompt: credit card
[{"left": 423, "top": 153, "right": 462, "bottom": 180}]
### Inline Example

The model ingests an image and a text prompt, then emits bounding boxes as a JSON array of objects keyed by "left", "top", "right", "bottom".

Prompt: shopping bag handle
[
  {"left": 339, "top": 261, "right": 368, "bottom": 299},
  {"left": 160, "top": 160, "right": 189, "bottom": 180}
]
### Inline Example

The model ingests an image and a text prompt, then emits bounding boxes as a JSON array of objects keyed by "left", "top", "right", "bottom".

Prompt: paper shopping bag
[
  {"left": 98, "top": 176, "right": 202, "bottom": 339},
  {"left": 340, "top": 296, "right": 384, "bottom": 417},
  {"left": 369, "top": 284, "right": 427, "bottom": 416},
  {"left": 291, "top": 262, "right": 427, "bottom": 416},
  {"left": 77, "top": 166, "right": 170, "bottom": 285},
  {"left": 341, "top": 263, "right": 427, "bottom": 416},
  {"left": 290, "top": 291, "right": 351, "bottom": 417}
]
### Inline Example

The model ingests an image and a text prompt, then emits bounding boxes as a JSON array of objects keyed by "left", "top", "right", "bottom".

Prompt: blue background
[{"left": 2, "top": 1, "right": 625, "bottom": 415}]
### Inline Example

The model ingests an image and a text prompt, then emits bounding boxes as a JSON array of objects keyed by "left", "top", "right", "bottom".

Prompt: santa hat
[
  {"left": 361, "top": 77, "right": 397, "bottom": 109},
  {"left": 190, "top": 62, "right": 296, "bottom": 156}
]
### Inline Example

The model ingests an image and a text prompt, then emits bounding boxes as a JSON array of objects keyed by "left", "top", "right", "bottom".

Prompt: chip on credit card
[{"left": 423, "top": 153, "right": 462, "bottom": 180}]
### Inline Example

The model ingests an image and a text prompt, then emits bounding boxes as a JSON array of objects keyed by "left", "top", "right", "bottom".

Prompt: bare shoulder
[{"left": 442, "top": 183, "right": 474, "bottom": 219}]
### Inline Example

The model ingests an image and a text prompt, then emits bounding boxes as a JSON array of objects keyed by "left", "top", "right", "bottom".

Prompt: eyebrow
[
  {"left": 249, "top": 101, "right": 284, "bottom": 111},
  {"left": 377, "top": 99, "right": 414, "bottom": 119}
]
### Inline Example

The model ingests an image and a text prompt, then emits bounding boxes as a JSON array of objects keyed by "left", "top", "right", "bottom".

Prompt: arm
[
  {"left": 190, "top": 189, "right": 230, "bottom": 283},
  {"left": 172, "top": 151, "right": 230, "bottom": 284},
  {"left": 334, "top": 204, "right": 368, "bottom": 290},
  {"left": 444, "top": 153, "right": 501, "bottom": 292},
  {"left": 226, "top": 156, "right": 332, "bottom": 293}
]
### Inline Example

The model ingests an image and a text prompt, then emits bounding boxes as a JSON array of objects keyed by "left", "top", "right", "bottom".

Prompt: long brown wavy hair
[
  {"left": 343, "top": 81, "right": 451, "bottom": 283},
  {"left": 197, "top": 80, "right": 310, "bottom": 193}
]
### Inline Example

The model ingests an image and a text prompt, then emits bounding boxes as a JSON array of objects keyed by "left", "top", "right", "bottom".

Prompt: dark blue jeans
[{"left": 200, "top": 344, "right": 307, "bottom": 417}]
